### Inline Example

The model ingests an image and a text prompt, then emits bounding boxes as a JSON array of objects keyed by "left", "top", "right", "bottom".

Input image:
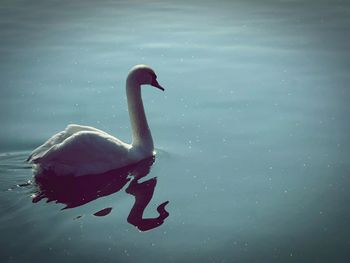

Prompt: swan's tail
[{"left": 26, "top": 155, "right": 32, "bottom": 162}]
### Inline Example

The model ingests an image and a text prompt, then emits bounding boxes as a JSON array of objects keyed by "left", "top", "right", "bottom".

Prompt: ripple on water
[
  {"left": 0, "top": 151, "right": 33, "bottom": 189},
  {"left": 0, "top": 151, "right": 32, "bottom": 170}
]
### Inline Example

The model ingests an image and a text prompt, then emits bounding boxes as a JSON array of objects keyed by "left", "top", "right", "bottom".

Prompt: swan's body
[{"left": 27, "top": 65, "right": 164, "bottom": 176}]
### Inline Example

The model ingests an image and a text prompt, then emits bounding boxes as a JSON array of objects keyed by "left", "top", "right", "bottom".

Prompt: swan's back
[
  {"left": 28, "top": 124, "right": 133, "bottom": 176},
  {"left": 28, "top": 125, "right": 106, "bottom": 161}
]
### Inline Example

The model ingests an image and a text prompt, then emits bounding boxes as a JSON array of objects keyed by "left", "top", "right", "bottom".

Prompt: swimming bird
[{"left": 27, "top": 65, "right": 164, "bottom": 176}]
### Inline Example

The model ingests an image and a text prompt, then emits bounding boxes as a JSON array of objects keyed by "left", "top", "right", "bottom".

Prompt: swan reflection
[{"left": 32, "top": 157, "right": 169, "bottom": 231}]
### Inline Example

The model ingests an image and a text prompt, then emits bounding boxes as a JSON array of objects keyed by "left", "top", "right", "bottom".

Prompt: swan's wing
[
  {"left": 27, "top": 124, "right": 110, "bottom": 163},
  {"left": 32, "top": 131, "right": 131, "bottom": 169}
]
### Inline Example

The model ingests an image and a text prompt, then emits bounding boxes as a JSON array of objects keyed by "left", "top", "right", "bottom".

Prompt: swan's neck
[{"left": 126, "top": 79, "right": 154, "bottom": 153}]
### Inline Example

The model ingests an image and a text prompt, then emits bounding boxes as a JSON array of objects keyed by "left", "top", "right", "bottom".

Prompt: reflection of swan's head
[{"left": 127, "top": 64, "right": 164, "bottom": 91}]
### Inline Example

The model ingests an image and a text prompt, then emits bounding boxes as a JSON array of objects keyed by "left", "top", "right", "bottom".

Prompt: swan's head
[{"left": 127, "top": 64, "right": 164, "bottom": 91}]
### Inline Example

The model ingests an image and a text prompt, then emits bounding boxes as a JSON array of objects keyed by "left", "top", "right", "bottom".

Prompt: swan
[{"left": 27, "top": 64, "right": 165, "bottom": 176}]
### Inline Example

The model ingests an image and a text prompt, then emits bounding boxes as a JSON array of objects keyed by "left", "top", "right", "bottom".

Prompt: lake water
[{"left": 1, "top": 0, "right": 350, "bottom": 262}]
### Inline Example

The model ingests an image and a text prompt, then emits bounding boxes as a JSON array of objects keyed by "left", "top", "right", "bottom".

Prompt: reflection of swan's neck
[{"left": 126, "top": 78, "right": 154, "bottom": 152}]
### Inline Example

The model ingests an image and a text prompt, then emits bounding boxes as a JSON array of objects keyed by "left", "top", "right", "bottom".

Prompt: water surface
[{"left": 1, "top": 0, "right": 350, "bottom": 262}]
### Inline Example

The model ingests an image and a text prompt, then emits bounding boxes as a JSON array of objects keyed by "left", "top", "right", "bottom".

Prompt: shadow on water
[{"left": 31, "top": 157, "right": 170, "bottom": 231}]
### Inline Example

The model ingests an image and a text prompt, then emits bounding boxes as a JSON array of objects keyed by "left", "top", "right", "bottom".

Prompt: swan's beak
[{"left": 151, "top": 79, "right": 165, "bottom": 91}]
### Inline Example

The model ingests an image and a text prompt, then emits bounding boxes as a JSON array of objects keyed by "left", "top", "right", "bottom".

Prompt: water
[{"left": 1, "top": 0, "right": 350, "bottom": 262}]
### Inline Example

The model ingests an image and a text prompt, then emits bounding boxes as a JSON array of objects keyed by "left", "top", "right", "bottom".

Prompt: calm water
[{"left": 1, "top": 0, "right": 350, "bottom": 262}]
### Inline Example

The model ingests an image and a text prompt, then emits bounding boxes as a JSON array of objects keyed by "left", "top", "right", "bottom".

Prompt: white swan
[{"left": 27, "top": 65, "right": 164, "bottom": 176}]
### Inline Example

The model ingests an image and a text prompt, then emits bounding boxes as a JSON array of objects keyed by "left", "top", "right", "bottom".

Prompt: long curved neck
[{"left": 126, "top": 78, "right": 154, "bottom": 151}]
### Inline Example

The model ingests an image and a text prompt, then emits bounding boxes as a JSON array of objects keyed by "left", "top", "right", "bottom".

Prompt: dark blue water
[{"left": 1, "top": 0, "right": 350, "bottom": 262}]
